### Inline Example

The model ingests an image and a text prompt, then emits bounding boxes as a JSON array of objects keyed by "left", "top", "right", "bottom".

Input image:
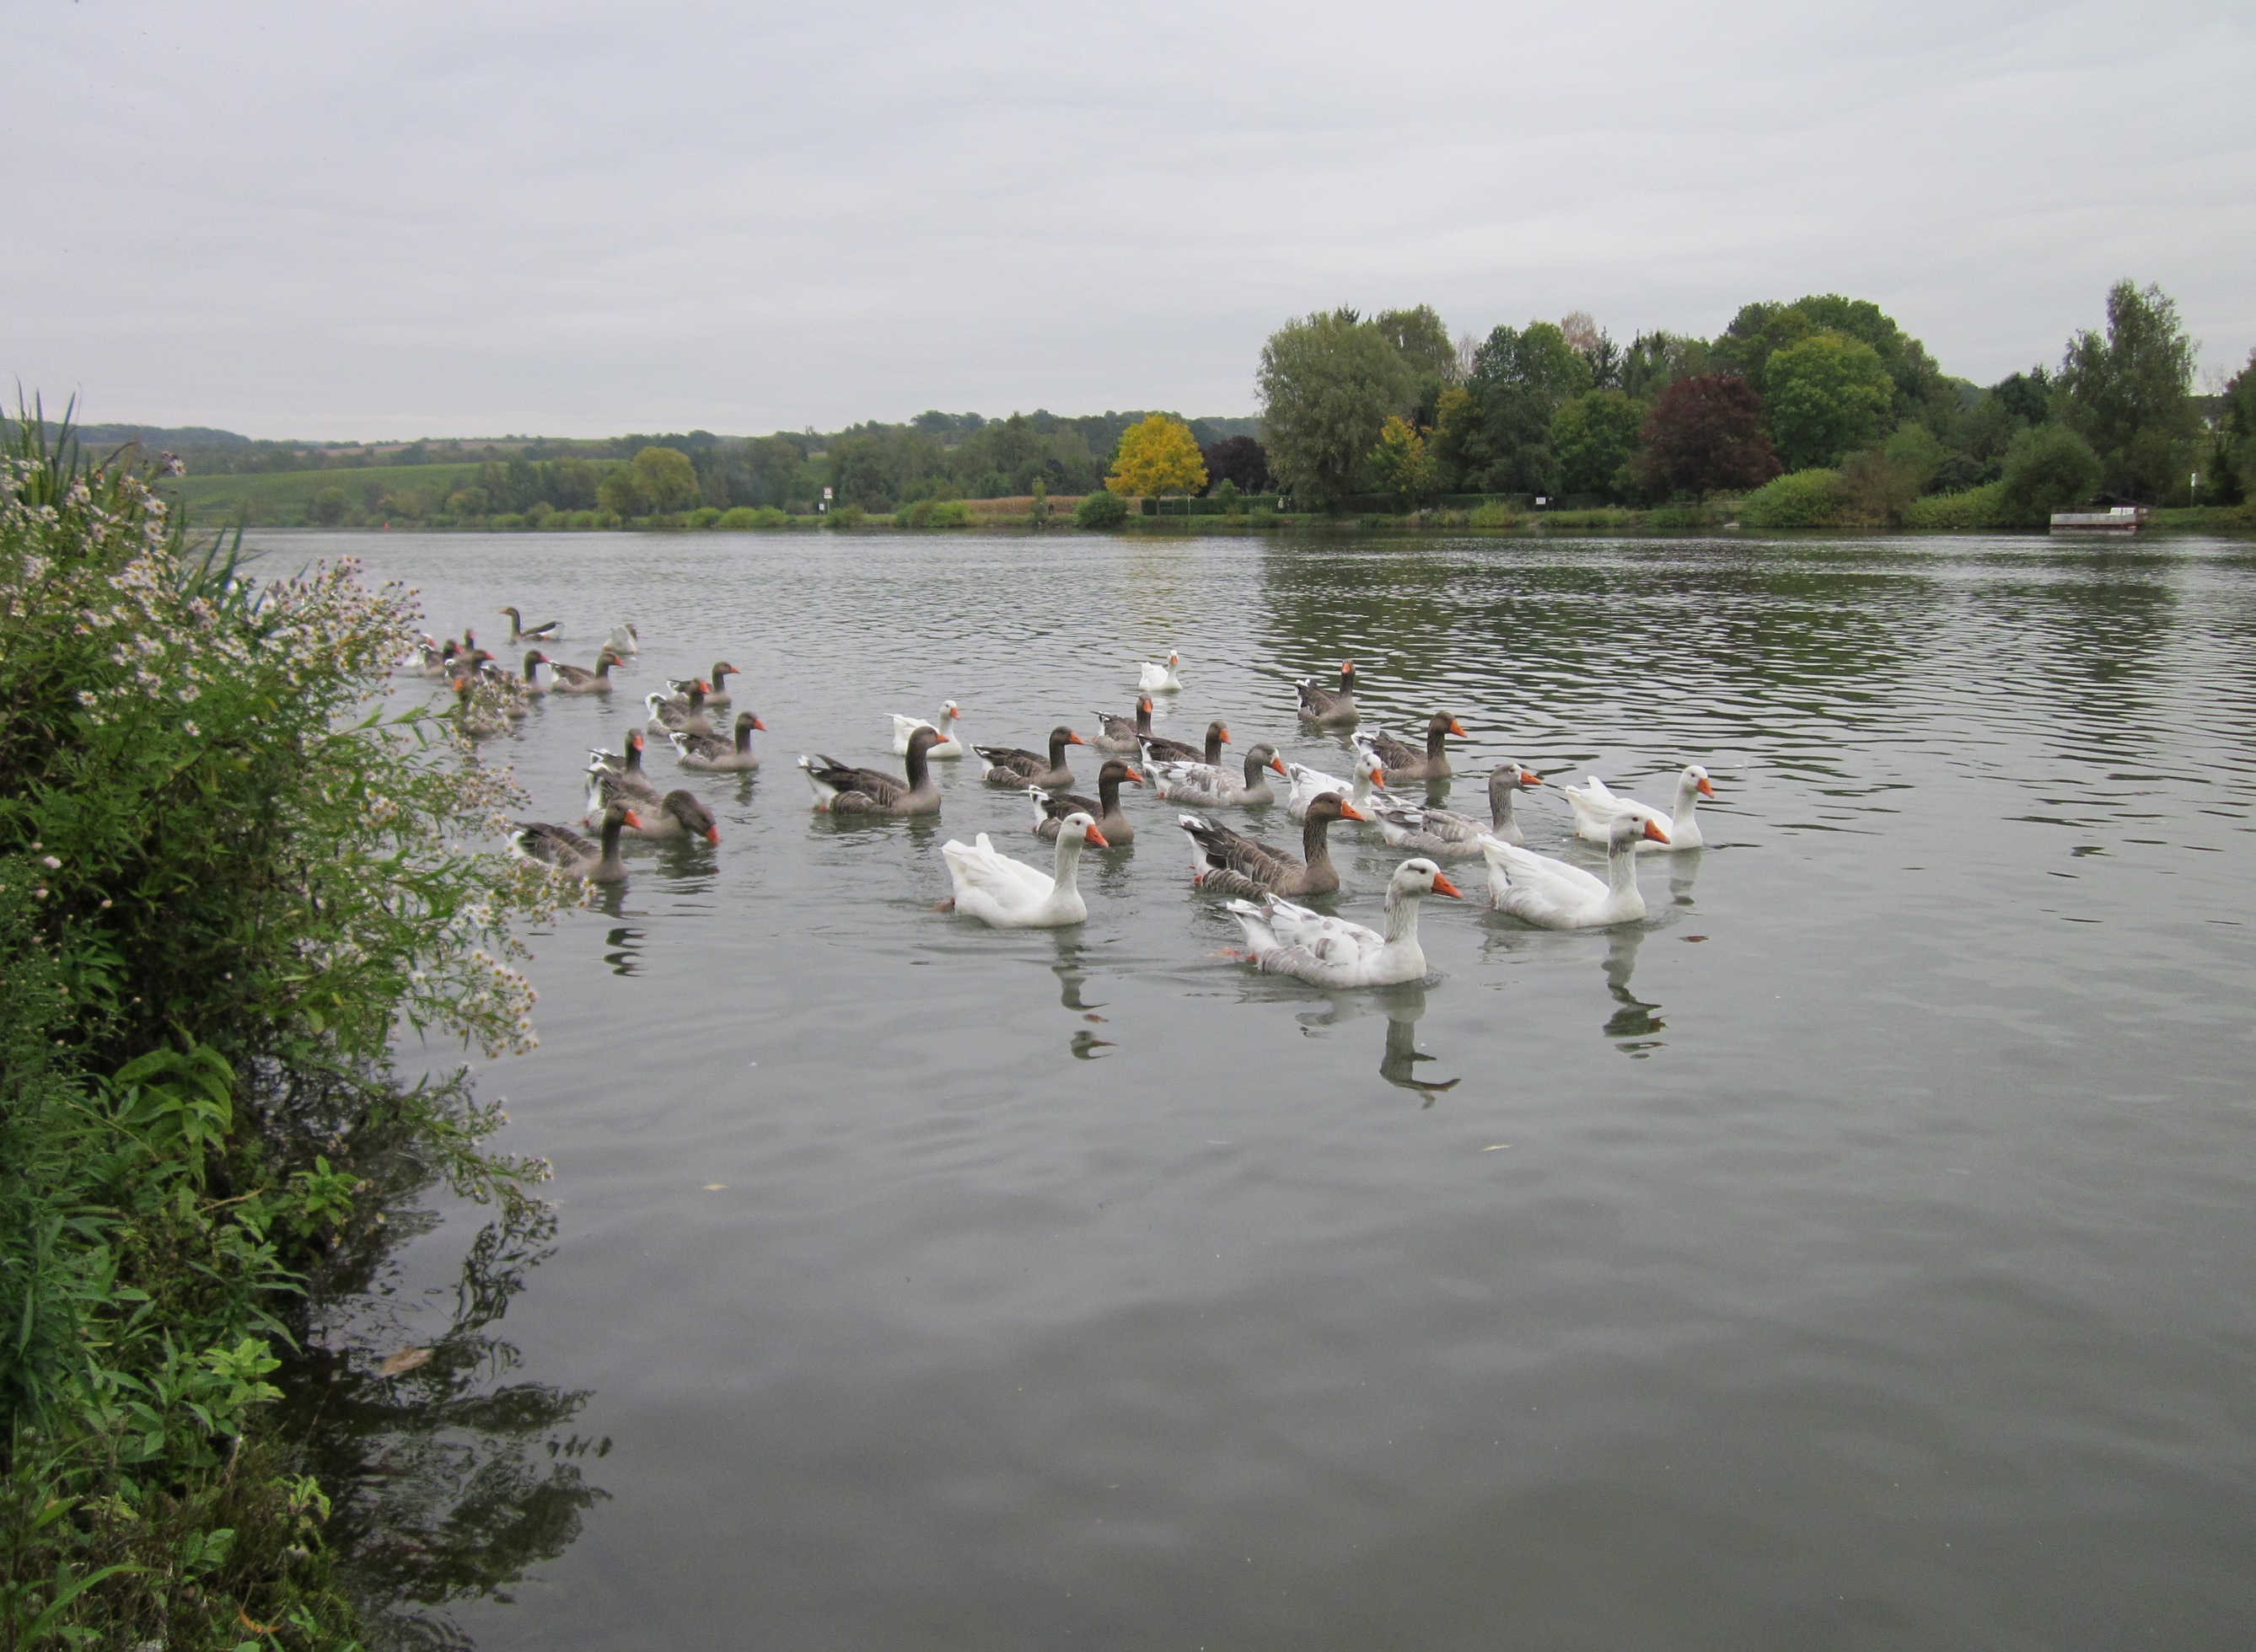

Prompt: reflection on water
[
  {"left": 1601, "top": 925, "right": 1666, "bottom": 1054},
  {"left": 599, "top": 923, "right": 642, "bottom": 976},
  {"left": 285, "top": 1081, "right": 603, "bottom": 1648}
]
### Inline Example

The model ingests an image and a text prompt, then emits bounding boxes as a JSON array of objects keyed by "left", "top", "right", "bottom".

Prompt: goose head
[
  {"left": 1050, "top": 725, "right": 1086, "bottom": 751},
  {"left": 1393, "top": 857, "right": 1464, "bottom": 900},
  {"left": 735, "top": 710, "right": 766, "bottom": 733},
  {"left": 1488, "top": 762, "right": 1543, "bottom": 797},
  {"left": 941, "top": 700, "right": 962, "bottom": 724},
  {"left": 906, "top": 724, "right": 944, "bottom": 762},
  {"left": 1247, "top": 743, "right": 1286, "bottom": 778},
  {"left": 1429, "top": 712, "right": 1468, "bottom": 738},
  {"left": 1610, "top": 812, "right": 1670, "bottom": 850},
  {"left": 1207, "top": 720, "right": 1231, "bottom": 747},
  {"left": 711, "top": 661, "right": 739, "bottom": 684},
  {"left": 1056, "top": 810, "right": 1109, "bottom": 850},
  {"left": 1682, "top": 764, "right": 1715, "bottom": 800},
  {"left": 1308, "top": 792, "right": 1366, "bottom": 825},
  {"left": 664, "top": 790, "right": 722, "bottom": 845}
]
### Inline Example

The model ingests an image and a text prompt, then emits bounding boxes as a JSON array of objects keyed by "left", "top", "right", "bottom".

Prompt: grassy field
[{"left": 160, "top": 462, "right": 493, "bottom": 525}]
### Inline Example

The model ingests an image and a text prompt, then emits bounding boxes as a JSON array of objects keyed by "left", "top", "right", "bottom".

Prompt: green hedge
[
  {"left": 1739, "top": 469, "right": 1854, "bottom": 528},
  {"left": 1903, "top": 483, "right": 2012, "bottom": 531}
]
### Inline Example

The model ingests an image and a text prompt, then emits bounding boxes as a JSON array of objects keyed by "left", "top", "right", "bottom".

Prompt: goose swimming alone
[
  {"left": 498, "top": 606, "right": 561, "bottom": 645},
  {"left": 1137, "top": 651, "right": 1184, "bottom": 693}
]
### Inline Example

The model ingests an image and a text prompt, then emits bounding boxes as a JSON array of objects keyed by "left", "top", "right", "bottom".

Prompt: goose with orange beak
[
  {"left": 1482, "top": 810, "right": 1667, "bottom": 929},
  {"left": 942, "top": 812, "right": 1107, "bottom": 928},
  {"left": 1566, "top": 764, "right": 1714, "bottom": 851},
  {"left": 1225, "top": 858, "right": 1462, "bottom": 987},
  {"left": 1365, "top": 712, "right": 1469, "bottom": 782}
]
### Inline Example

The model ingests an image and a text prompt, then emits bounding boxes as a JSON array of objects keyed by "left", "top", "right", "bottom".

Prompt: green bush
[
  {"left": 717, "top": 506, "right": 792, "bottom": 529},
  {"left": 0, "top": 413, "right": 563, "bottom": 1645},
  {"left": 687, "top": 506, "right": 722, "bottom": 529},
  {"left": 593, "top": 509, "right": 621, "bottom": 528},
  {"left": 1999, "top": 423, "right": 2102, "bottom": 525},
  {"left": 492, "top": 512, "right": 526, "bottom": 529},
  {"left": 1739, "top": 468, "right": 1854, "bottom": 528},
  {"left": 1904, "top": 482, "right": 2011, "bottom": 531},
  {"left": 1074, "top": 491, "right": 1129, "bottom": 529},
  {"left": 571, "top": 509, "right": 599, "bottom": 528},
  {"left": 1467, "top": 501, "right": 1522, "bottom": 528},
  {"left": 825, "top": 503, "right": 867, "bottom": 529},
  {"left": 898, "top": 498, "right": 972, "bottom": 528}
]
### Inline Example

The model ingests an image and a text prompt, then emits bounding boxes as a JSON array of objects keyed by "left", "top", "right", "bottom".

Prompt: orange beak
[
  {"left": 1338, "top": 801, "right": 1367, "bottom": 822},
  {"left": 1643, "top": 818, "right": 1672, "bottom": 845},
  {"left": 1269, "top": 755, "right": 1288, "bottom": 775},
  {"left": 1431, "top": 873, "right": 1463, "bottom": 898},
  {"left": 1448, "top": 718, "right": 1469, "bottom": 737},
  {"left": 623, "top": 810, "right": 643, "bottom": 829},
  {"left": 1140, "top": 697, "right": 1152, "bottom": 712},
  {"left": 751, "top": 716, "right": 768, "bottom": 732},
  {"left": 1341, "top": 661, "right": 1353, "bottom": 672},
  {"left": 1123, "top": 768, "right": 1145, "bottom": 785},
  {"left": 1218, "top": 726, "right": 1231, "bottom": 744},
  {"left": 1518, "top": 768, "right": 1542, "bottom": 786},
  {"left": 1697, "top": 775, "right": 1716, "bottom": 798},
  {"left": 1085, "top": 824, "right": 1110, "bottom": 848},
  {"left": 706, "top": 825, "right": 722, "bottom": 845},
  {"left": 1067, "top": 732, "right": 1085, "bottom": 745}
]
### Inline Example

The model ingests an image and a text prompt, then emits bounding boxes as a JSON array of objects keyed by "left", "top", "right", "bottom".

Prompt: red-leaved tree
[{"left": 1633, "top": 375, "right": 1781, "bottom": 498}]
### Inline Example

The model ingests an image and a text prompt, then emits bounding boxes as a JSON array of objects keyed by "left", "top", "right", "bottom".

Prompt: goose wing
[
  {"left": 1481, "top": 837, "right": 1608, "bottom": 903},
  {"left": 975, "top": 743, "right": 1045, "bottom": 779},
  {"left": 1148, "top": 755, "right": 1223, "bottom": 803},
  {"left": 1181, "top": 813, "right": 1299, "bottom": 887},
  {"left": 806, "top": 754, "right": 907, "bottom": 807},
  {"left": 510, "top": 821, "right": 591, "bottom": 866},
  {"left": 943, "top": 833, "right": 1054, "bottom": 904}
]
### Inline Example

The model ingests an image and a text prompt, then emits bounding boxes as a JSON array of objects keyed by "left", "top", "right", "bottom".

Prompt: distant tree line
[{"left": 1254, "top": 283, "right": 2251, "bottom": 522}]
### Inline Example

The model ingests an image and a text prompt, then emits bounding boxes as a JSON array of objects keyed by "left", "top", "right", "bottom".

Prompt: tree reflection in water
[{"left": 280, "top": 1075, "right": 606, "bottom": 1649}]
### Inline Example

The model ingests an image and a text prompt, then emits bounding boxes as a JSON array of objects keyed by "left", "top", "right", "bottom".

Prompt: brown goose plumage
[
  {"left": 1296, "top": 662, "right": 1358, "bottom": 728},
  {"left": 1367, "top": 712, "right": 1468, "bottom": 781},
  {"left": 1032, "top": 759, "right": 1142, "bottom": 843},
  {"left": 549, "top": 649, "right": 625, "bottom": 694},
  {"left": 800, "top": 724, "right": 943, "bottom": 814},
  {"left": 626, "top": 788, "right": 721, "bottom": 843},
  {"left": 1142, "top": 718, "right": 1227, "bottom": 766},
  {"left": 1179, "top": 791, "right": 1362, "bottom": 898},
  {"left": 976, "top": 726, "right": 1084, "bottom": 789},
  {"left": 513, "top": 804, "right": 639, "bottom": 883},
  {"left": 1089, "top": 696, "right": 1153, "bottom": 754}
]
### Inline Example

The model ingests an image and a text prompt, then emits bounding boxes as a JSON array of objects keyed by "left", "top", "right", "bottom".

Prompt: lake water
[{"left": 276, "top": 528, "right": 2256, "bottom": 1649}]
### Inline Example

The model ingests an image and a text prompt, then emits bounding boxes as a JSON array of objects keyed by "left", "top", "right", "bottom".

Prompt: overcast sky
[{"left": 6, "top": 1, "right": 2250, "bottom": 439}]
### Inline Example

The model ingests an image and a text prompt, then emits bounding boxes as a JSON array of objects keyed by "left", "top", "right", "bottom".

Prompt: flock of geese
[{"left": 419, "top": 623, "right": 1719, "bottom": 991}]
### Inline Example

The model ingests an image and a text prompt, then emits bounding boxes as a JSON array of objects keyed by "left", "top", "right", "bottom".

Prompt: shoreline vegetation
[
  {"left": 43, "top": 276, "right": 2255, "bottom": 539},
  {"left": 0, "top": 410, "right": 600, "bottom": 1649}
]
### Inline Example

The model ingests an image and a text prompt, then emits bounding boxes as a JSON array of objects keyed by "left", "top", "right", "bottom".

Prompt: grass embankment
[
  {"left": 0, "top": 416, "right": 567, "bottom": 1647},
  {"left": 162, "top": 464, "right": 491, "bottom": 526}
]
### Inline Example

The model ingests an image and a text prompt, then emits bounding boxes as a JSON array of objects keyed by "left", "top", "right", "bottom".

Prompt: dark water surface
[{"left": 282, "top": 529, "right": 2256, "bottom": 1649}]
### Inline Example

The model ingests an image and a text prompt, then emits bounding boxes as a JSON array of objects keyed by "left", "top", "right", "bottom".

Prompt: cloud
[{"left": 4, "top": 0, "right": 2249, "bottom": 436}]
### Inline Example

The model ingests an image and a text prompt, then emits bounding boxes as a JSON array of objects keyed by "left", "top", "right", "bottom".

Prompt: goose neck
[
  {"left": 1490, "top": 780, "right": 1517, "bottom": 831},
  {"left": 1301, "top": 811, "right": 1338, "bottom": 867},
  {"left": 1050, "top": 829, "right": 1087, "bottom": 892},
  {"left": 1606, "top": 835, "right": 1641, "bottom": 895},
  {"left": 1382, "top": 885, "right": 1424, "bottom": 945}
]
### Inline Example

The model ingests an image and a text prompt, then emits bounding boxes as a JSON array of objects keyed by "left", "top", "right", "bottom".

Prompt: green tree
[
  {"left": 2057, "top": 279, "right": 2200, "bottom": 502},
  {"left": 308, "top": 485, "right": 350, "bottom": 525},
  {"left": 1365, "top": 416, "right": 1435, "bottom": 508},
  {"left": 1998, "top": 422, "right": 2103, "bottom": 524},
  {"left": 1375, "top": 305, "right": 1457, "bottom": 423},
  {"left": 629, "top": 444, "right": 700, "bottom": 514},
  {"left": 1106, "top": 414, "right": 1207, "bottom": 499},
  {"left": 1551, "top": 390, "right": 1643, "bottom": 498},
  {"left": 595, "top": 466, "right": 647, "bottom": 518},
  {"left": 1460, "top": 321, "right": 1593, "bottom": 495},
  {"left": 1765, "top": 331, "right": 1894, "bottom": 470},
  {"left": 1258, "top": 310, "right": 1419, "bottom": 504}
]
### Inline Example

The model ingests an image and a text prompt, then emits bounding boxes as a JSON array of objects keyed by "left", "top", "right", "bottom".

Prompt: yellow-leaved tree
[{"left": 1106, "top": 415, "right": 1208, "bottom": 500}]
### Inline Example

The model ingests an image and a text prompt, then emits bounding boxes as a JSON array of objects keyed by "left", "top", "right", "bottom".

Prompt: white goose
[
  {"left": 1566, "top": 764, "right": 1713, "bottom": 851},
  {"left": 1225, "top": 858, "right": 1462, "bottom": 988},
  {"left": 1136, "top": 650, "right": 1184, "bottom": 693},
  {"left": 604, "top": 622, "right": 640, "bottom": 657},
  {"left": 1482, "top": 812, "right": 1668, "bottom": 929},
  {"left": 1284, "top": 748, "right": 1387, "bottom": 821},
  {"left": 890, "top": 700, "right": 965, "bottom": 759},
  {"left": 941, "top": 812, "right": 1108, "bottom": 928}
]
